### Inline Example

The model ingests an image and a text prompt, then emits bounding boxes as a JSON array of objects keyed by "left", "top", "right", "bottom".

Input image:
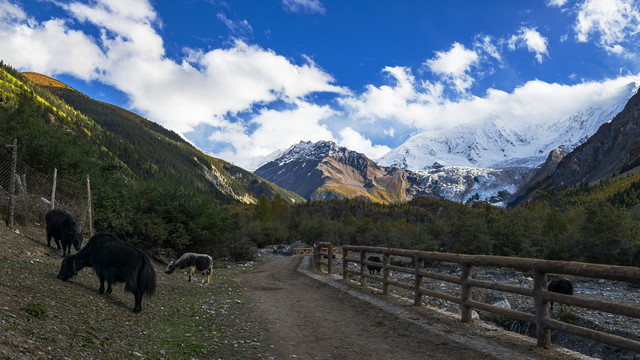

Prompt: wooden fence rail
[{"left": 312, "top": 242, "right": 640, "bottom": 353}]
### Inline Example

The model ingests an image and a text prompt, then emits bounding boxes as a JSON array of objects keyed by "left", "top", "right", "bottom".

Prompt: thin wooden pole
[
  {"left": 327, "top": 243, "right": 333, "bottom": 275},
  {"left": 360, "top": 250, "right": 367, "bottom": 287},
  {"left": 460, "top": 264, "right": 473, "bottom": 322},
  {"left": 51, "top": 168, "right": 57, "bottom": 210},
  {"left": 7, "top": 139, "right": 17, "bottom": 229},
  {"left": 382, "top": 253, "right": 391, "bottom": 295},
  {"left": 534, "top": 270, "right": 551, "bottom": 348},
  {"left": 86, "top": 174, "right": 93, "bottom": 236},
  {"left": 342, "top": 247, "right": 349, "bottom": 281},
  {"left": 414, "top": 256, "right": 425, "bottom": 306}
]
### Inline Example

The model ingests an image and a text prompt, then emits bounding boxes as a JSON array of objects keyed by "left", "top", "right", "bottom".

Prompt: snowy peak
[
  {"left": 276, "top": 140, "right": 347, "bottom": 165},
  {"left": 378, "top": 82, "right": 637, "bottom": 171},
  {"left": 254, "top": 140, "right": 428, "bottom": 203}
]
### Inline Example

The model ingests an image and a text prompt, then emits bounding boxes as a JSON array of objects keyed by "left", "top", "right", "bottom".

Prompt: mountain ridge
[
  {"left": 255, "top": 140, "right": 429, "bottom": 203},
  {"left": 513, "top": 86, "right": 640, "bottom": 205},
  {"left": 13, "top": 69, "right": 304, "bottom": 204}
]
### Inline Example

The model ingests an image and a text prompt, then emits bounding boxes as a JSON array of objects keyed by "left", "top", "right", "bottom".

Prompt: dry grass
[{"left": 0, "top": 223, "right": 271, "bottom": 360}]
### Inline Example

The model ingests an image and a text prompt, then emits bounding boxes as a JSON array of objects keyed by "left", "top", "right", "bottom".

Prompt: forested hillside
[
  {"left": 249, "top": 194, "right": 640, "bottom": 266},
  {"left": 20, "top": 71, "right": 303, "bottom": 205},
  {"left": 0, "top": 62, "right": 298, "bottom": 260}
]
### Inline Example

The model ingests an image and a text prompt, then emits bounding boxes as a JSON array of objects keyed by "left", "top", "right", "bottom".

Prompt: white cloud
[
  {"left": 474, "top": 35, "right": 502, "bottom": 63},
  {"left": 575, "top": 0, "right": 640, "bottom": 54},
  {"left": 508, "top": 27, "right": 549, "bottom": 63},
  {"left": 338, "top": 127, "right": 391, "bottom": 160},
  {"left": 209, "top": 101, "right": 337, "bottom": 166},
  {"left": 424, "top": 42, "right": 479, "bottom": 93},
  {"left": 0, "top": 0, "right": 349, "bottom": 168},
  {"left": 217, "top": 12, "right": 253, "bottom": 38},
  {"left": 342, "top": 62, "right": 640, "bottom": 135},
  {"left": 339, "top": 66, "right": 445, "bottom": 127},
  {"left": 547, "top": 0, "right": 569, "bottom": 7},
  {"left": 0, "top": 0, "right": 25, "bottom": 20},
  {"left": 0, "top": 16, "right": 106, "bottom": 80},
  {"left": 281, "top": 0, "right": 326, "bottom": 15}
]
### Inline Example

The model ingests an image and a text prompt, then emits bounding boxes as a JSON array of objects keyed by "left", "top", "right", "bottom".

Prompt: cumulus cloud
[
  {"left": 575, "top": 0, "right": 640, "bottom": 54},
  {"left": 338, "top": 127, "right": 391, "bottom": 160},
  {"left": 209, "top": 101, "right": 337, "bottom": 166},
  {"left": 342, "top": 63, "right": 640, "bottom": 135},
  {"left": 0, "top": 0, "right": 349, "bottom": 168},
  {"left": 0, "top": 0, "right": 25, "bottom": 20},
  {"left": 339, "top": 66, "right": 444, "bottom": 128},
  {"left": 281, "top": 0, "right": 326, "bottom": 15},
  {"left": 424, "top": 42, "right": 479, "bottom": 93},
  {"left": 508, "top": 27, "right": 549, "bottom": 63}
]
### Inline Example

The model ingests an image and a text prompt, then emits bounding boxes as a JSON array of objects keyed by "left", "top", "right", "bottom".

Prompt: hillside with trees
[{"left": 0, "top": 62, "right": 298, "bottom": 260}]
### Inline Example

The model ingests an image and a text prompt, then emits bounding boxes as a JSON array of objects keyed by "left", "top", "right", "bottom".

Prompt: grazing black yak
[
  {"left": 367, "top": 255, "right": 382, "bottom": 275},
  {"left": 57, "top": 233, "right": 156, "bottom": 313},
  {"left": 165, "top": 252, "right": 214, "bottom": 285},
  {"left": 46, "top": 209, "right": 83, "bottom": 255},
  {"left": 548, "top": 279, "right": 574, "bottom": 311}
]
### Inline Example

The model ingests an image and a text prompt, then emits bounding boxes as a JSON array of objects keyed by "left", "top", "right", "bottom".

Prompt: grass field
[{"left": 0, "top": 224, "right": 272, "bottom": 360}]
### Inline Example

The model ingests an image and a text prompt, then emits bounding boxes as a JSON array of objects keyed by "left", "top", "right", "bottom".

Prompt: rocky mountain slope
[
  {"left": 513, "top": 86, "right": 640, "bottom": 205},
  {"left": 254, "top": 141, "right": 429, "bottom": 203},
  {"left": 373, "top": 83, "right": 638, "bottom": 205}
]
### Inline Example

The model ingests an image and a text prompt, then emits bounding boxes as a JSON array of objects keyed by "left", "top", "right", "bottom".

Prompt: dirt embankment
[{"left": 238, "top": 255, "right": 589, "bottom": 360}]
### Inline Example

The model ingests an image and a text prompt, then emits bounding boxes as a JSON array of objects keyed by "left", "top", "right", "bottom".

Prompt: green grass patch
[{"left": 22, "top": 302, "right": 48, "bottom": 320}]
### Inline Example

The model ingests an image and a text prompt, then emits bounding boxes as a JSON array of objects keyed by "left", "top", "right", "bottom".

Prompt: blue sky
[{"left": 1, "top": 0, "right": 640, "bottom": 169}]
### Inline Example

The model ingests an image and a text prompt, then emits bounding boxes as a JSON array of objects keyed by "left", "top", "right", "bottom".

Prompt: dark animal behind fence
[
  {"left": 46, "top": 209, "right": 83, "bottom": 255},
  {"left": 57, "top": 233, "right": 156, "bottom": 313},
  {"left": 548, "top": 279, "right": 574, "bottom": 310},
  {"left": 367, "top": 255, "right": 382, "bottom": 275},
  {"left": 165, "top": 252, "right": 214, "bottom": 285}
]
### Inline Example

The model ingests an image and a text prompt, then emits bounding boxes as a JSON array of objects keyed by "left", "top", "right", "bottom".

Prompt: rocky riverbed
[{"left": 260, "top": 244, "right": 640, "bottom": 359}]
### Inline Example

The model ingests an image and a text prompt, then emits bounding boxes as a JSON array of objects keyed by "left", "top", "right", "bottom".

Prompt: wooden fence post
[
  {"left": 460, "top": 263, "right": 473, "bottom": 322},
  {"left": 534, "top": 270, "right": 551, "bottom": 348},
  {"left": 7, "top": 139, "right": 17, "bottom": 229},
  {"left": 313, "top": 243, "right": 317, "bottom": 271},
  {"left": 86, "top": 174, "right": 93, "bottom": 236},
  {"left": 50, "top": 168, "right": 57, "bottom": 210},
  {"left": 360, "top": 250, "right": 367, "bottom": 287},
  {"left": 343, "top": 247, "right": 349, "bottom": 281},
  {"left": 327, "top": 243, "right": 333, "bottom": 275},
  {"left": 382, "top": 253, "right": 391, "bottom": 295},
  {"left": 414, "top": 256, "right": 424, "bottom": 306}
]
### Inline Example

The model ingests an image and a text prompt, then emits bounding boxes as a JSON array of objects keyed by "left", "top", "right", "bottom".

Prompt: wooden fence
[{"left": 312, "top": 242, "right": 640, "bottom": 353}]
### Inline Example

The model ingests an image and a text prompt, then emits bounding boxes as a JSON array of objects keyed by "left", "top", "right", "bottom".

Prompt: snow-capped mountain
[
  {"left": 368, "top": 82, "right": 638, "bottom": 205},
  {"left": 254, "top": 141, "right": 429, "bottom": 203},
  {"left": 378, "top": 82, "right": 637, "bottom": 171},
  {"left": 252, "top": 83, "right": 638, "bottom": 206}
]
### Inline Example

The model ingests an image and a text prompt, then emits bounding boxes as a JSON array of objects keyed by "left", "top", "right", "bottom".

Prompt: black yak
[
  {"left": 367, "top": 255, "right": 382, "bottom": 275},
  {"left": 46, "top": 209, "right": 83, "bottom": 255},
  {"left": 548, "top": 279, "right": 574, "bottom": 311},
  {"left": 165, "top": 252, "right": 214, "bottom": 285},
  {"left": 57, "top": 233, "right": 156, "bottom": 313}
]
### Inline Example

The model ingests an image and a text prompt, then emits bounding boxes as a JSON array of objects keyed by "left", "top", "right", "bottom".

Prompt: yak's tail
[
  {"left": 126, "top": 250, "right": 157, "bottom": 297},
  {"left": 139, "top": 251, "right": 157, "bottom": 297}
]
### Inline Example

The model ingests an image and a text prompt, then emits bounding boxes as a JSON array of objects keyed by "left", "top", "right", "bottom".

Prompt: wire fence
[{"left": 0, "top": 143, "right": 92, "bottom": 236}]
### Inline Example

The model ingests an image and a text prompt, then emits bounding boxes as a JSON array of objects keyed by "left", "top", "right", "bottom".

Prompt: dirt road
[{"left": 237, "top": 256, "right": 589, "bottom": 360}]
